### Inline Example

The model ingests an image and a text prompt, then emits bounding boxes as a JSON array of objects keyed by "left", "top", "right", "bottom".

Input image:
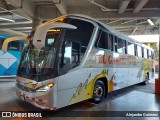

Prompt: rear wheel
[{"left": 91, "top": 80, "right": 105, "bottom": 104}]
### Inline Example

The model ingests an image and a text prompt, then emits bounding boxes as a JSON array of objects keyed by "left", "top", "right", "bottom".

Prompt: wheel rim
[{"left": 94, "top": 85, "right": 103, "bottom": 99}]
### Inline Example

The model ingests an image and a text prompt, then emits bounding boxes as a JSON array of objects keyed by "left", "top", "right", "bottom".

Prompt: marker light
[{"left": 36, "top": 83, "right": 54, "bottom": 92}]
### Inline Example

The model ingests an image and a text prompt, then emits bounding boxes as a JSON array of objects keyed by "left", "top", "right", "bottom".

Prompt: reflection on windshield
[{"left": 18, "top": 29, "right": 61, "bottom": 77}]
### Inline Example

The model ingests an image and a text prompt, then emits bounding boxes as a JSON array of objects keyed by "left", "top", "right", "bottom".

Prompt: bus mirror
[
  {"left": 33, "top": 22, "right": 77, "bottom": 49},
  {"left": 2, "top": 36, "right": 27, "bottom": 53}
]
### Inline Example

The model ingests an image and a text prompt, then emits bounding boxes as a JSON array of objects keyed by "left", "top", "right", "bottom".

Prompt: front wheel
[{"left": 91, "top": 80, "right": 105, "bottom": 104}]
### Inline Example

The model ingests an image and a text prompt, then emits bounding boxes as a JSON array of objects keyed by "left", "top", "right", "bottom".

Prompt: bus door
[{"left": 57, "top": 40, "right": 89, "bottom": 108}]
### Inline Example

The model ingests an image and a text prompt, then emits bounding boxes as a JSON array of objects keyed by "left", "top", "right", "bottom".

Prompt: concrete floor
[{"left": 0, "top": 79, "right": 160, "bottom": 120}]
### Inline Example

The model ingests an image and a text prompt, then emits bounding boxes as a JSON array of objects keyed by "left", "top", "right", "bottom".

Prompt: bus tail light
[{"left": 36, "top": 83, "right": 54, "bottom": 92}]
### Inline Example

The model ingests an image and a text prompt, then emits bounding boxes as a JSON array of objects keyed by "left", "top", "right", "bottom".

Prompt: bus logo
[{"left": 25, "top": 82, "right": 37, "bottom": 88}]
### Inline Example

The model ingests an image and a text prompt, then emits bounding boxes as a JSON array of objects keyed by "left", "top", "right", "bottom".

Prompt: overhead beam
[
  {"left": 0, "top": 20, "right": 32, "bottom": 25},
  {"left": 131, "top": 27, "right": 138, "bottom": 35},
  {"left": 12, "top": 27, "right": 32, "bottom": 30},
  {"left": 39, "top": 6, "right": 160, "bottom": 20},
  {"left": 8, "top": 0, "right": 35, "bottom": 20},
  {"left": 141, "top": 18, "right": 160, "bottom": 33},
  {"left": 136, "top": 20, "right": 147, "bottom": 25},
  {"left": 133, "top": 0, "right": 149, "bottom": 13},
  {"left": 116, "top": 28, "right": 137, "bottom": 32},
  {"left": 107, "top": 19, "right": 120, "bottom": 24},
  {"left": 121, "top": 19, "right": 136, "bottom": 24},
  {"left": 87, "top": 0, "right": 111, "bottom": 11},
  {"left": 69, "top": 6, "right": 160, "bottom": 19},
  {"left": 0, "top": 0, "right": 35, "bottom": 21},
  {"left": 119, "top": 0, "right": 130, "bottom": 14},
  {"left": 51, "top": 0, "right": 68, "bottom": 15},
  {"left": 0, "top": 12, "right": 12, "bottom": 16},
  {"left": 4, "top": 0, "right": 22, "bottom": 8},
  {"left": 0, "top": 0, "right": 7, "bottom": 9},
  {"left": 14, "top": 30, "right": 31, "bottom": 33},
  {"left": 112, "top": 24, "right": 146, "bottom": 28},
  {"left": 0, "top": 29, "right": 27, "bottom": 36},
  {"left": 0, "top": 23, "right": 32, "bottom": 29}
]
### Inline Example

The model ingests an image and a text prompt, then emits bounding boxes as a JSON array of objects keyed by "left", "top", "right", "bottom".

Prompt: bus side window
[
  {"left": 127, "top": 42, "right": 133, "bottom": 55},
  {"left": 151, "top": 51, "right": 155, "bottom": 60},
  {"left": 97, "top": 31, "right": 108, "bottom": 49},
  {"left": 8, "top": 42, "right": 20, "bottom": 51},
  {"left": 147, "top": 49, "right": 149, "bottom": 59},
  {"left": 134, "top": 44, "right": 137, "bottom": 56},
  {"left": 108, "top": 34, "right": 114, "bottom": 51},
  {"left": 19, "top": 42, "right": 24, "bottom": 51},
  {"left": 117, "top": 38, "right": 125, "bottom": 53},
  {"left": 149, "top": 50, "right": 152, "bottom": 59},
  {"left": 137, "top": 46, "right": 142, "bottom": 58},
  {"left": 144, "top": 48, "right": 147, "bottom": 58},
  {"left": 114, "top": 36, "right": 118, "bottom": 52},
  {"left": 142, "top": 47, "right": 144, "bottom": 58},
  {"left": 0, "top": 40, "right": 4, "bottom": 50},
  {"left": 124, "top": 40, "right": 127, "bottom": 54},
  {"left": 95, "top": 30, "right": 102, "bottom": 48}
]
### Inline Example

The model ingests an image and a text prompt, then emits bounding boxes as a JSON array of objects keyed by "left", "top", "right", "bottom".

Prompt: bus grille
[{"left": 17, "top": 83, "right": 36, "bottom": 93}]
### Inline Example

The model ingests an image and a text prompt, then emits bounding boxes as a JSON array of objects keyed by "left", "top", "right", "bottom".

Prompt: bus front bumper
[{"left": 16, "top": 87, "right": 57, "bottom": 110}]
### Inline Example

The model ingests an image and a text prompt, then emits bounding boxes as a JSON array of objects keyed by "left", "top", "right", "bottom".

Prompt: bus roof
[{"left": 37, "top": 14, "right": 154, "bottom": 51}]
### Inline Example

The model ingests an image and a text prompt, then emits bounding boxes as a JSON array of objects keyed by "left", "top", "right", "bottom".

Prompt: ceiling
[{"left": 0, "top": 0, "right": 160, "bottom": 36}]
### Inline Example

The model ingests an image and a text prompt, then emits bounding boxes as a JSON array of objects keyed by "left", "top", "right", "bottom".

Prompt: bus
[
  {"left": 0, "top": 35, "right": 25, "bottom": 77},
  {"left": 5, "top": 14, "right": 154, "bottom": 110}
]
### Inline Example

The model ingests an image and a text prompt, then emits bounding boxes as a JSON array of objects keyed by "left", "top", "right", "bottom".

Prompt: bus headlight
[{"left": 36, "top": 83, "right": 54, "bottom": 92}]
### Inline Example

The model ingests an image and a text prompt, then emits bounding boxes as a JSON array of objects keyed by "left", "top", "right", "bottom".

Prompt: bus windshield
[{"left": 18, "top": 29, "right": 61, "bottom": 78}]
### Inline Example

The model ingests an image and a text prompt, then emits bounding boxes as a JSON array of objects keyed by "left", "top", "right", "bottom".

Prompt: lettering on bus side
[
  {"left": 98, "top": 55, "right": 127, "bottom": 65},
  {"left": 98, "top": 55, "right": 106, "bottom": 64},
  {"left": 88, "top": 54, "right": 140, "bottom": 65},
  {"left": 107, "top": 55, "right": 127, "bottom": 65}
]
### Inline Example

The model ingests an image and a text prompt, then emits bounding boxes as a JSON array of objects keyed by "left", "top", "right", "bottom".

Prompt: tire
[
  {"left": 143, "top": 74, "right": 149, "bottom": 85},
  {"left": 91, "top": 80, "right": 105, "bottom": 104}
]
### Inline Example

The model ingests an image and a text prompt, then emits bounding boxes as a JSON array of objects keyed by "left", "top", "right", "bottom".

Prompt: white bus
[{"left": 8, "top": 14, "right": 155, "bottom": 110}]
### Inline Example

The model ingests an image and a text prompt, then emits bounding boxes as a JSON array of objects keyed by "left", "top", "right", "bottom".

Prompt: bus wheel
[
  {"left": 143, "top": 74, "right": 149, "bottom": 85},
  {"left": 91, "top": 80, "right": 105, "bottom": 104}
]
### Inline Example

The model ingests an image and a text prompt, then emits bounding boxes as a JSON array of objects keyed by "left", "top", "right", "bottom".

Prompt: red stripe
[
  {"left": 37, "top": 106, "right": 41, "bottom": 109},
  {"left": 26, "top": 96, "right": 29, "bottom": 99},
  {"left": 45, "top": 108, "right": 50, "bottom": 110},
  {"left": 38, "top": 99, "right": 43, "bottom": 102},
  {"left": 32, "top": 98, "right": 35, "bottom": 101}
]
